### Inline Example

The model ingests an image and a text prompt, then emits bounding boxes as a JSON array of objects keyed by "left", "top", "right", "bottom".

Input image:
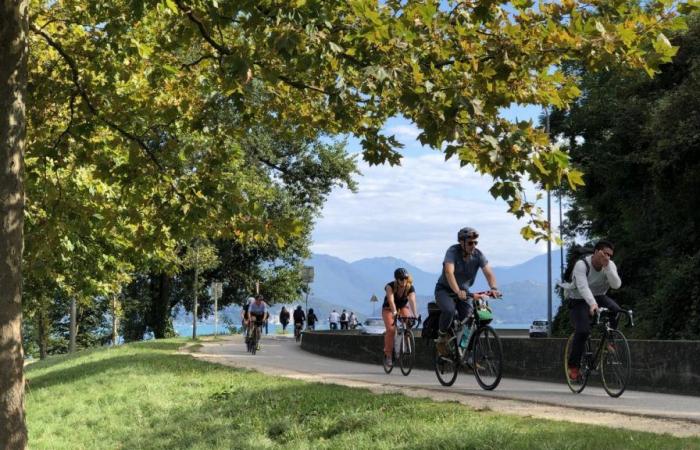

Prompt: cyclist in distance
[
  {"left": 434, "top": 227, "right": 501, "bottom": 355},
  {"left": 247, "top": 294, "right": 269, "bottom": 340},
  {"left": 240, "top": 296, "right": 255, "bottom": 339},
  {"left": 306, "top": 308, "right": 318, "bottom": 330},
  {"left": 293, "top": 305, "right": 306, "bottom": 330},
  {"left": 382, "top": 267, "right": 418, "bottom": 368},
  {"left": 563, "top": 240, "right": 622, "bottom": 381}
]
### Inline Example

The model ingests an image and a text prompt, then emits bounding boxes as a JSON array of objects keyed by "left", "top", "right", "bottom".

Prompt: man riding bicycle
[
  {"left": 293, "top": 305, "right": 305, "bottom": 335},
  {"left": 434, "top": 227, "right": 501, "bottom": 355},
  {"left": 562, "top": 240, "right": 622, "bottom": 381},
  {"left": 246, "top": 294, "right": 269, "bottom": 348}
]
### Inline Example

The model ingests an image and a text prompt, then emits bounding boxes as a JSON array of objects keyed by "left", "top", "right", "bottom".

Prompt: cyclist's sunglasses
[
  {"left": 398, "top": 276, "right": 409, "bottom": 281},
  {"left": 465, "top": 240, "right": 478, "bottom": 246}
]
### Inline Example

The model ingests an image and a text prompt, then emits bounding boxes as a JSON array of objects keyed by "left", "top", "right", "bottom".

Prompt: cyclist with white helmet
[
  {"left": 382, "top": 267, "right": 418, "bottom": 368},
  {"left": 434, "top": 227, "right": 501, "bottom": 355}
]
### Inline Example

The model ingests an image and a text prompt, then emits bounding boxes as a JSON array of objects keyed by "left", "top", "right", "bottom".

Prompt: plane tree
[{"left": 1, "top": 0, "right": 694, "bottom": 447}]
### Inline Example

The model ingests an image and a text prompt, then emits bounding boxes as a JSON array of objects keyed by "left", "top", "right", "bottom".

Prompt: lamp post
[
  {"left": 211, "top": 282, "right": 222, "bottom": 336},
  {"left": 302, "top": 266, "right": 314, "bottom": 313},
  {"left": 545, "top": 107, "right": 553, "bottom": 337}
]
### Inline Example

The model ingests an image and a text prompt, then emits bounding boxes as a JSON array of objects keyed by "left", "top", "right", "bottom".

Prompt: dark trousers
[
  {"left": 567, "top": 295, "right": 622, "bottom": 367},
  {"left": 330, "top": 322, "right": 338, "bottom": 330},
  {"left": 435, "top": 286, "right": 473, "bottom": 332},
  {"left": 340, "top": 322, "right": 348, "bottom": 330}
]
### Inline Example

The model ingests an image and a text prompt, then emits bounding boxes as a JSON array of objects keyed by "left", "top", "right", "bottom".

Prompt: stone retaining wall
[{"left": 301, "top": 330, "right": 700, "bottom": 396}]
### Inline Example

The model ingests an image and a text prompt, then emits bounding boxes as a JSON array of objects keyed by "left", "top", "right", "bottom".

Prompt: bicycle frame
[
  {"left": 451, "top": 297, "right": 495, "bottom": 364},
  {"left": 586, "top": 308, "right": 634, "bottom": 371}
]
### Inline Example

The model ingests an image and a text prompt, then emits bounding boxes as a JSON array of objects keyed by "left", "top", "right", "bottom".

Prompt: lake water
[{"left": 174, "top": 321, "right": 530, "bottom": 337}]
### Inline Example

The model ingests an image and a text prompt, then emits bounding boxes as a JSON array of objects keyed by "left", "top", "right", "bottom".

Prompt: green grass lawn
[{"left": 25, "top": 339, "right": 700, "bottom": 450}]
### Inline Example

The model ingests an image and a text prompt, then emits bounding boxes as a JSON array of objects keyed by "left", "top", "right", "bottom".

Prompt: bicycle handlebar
[
  {"left": 595, "top": 307, "right": 635, "bottom": 327},
  {"left": 393, "top": 315, "right": 420, "bottom": 328}
]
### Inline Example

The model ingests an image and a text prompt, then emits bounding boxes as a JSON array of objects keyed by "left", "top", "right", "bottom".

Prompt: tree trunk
[
  {"left": 69, "top": 298, "right": 77, "bottom": 353},
  {"left": 0, "top": 1, "right": 28, "bottom": 448},
  {"left": 36, "top": 303, "right": 49, "bottom": 360},
  {"left": 111, "top": 295, "right": 119, "bottom": 347},
  {"left": 149, "top": 273, "right": 172, "bottom": 339},
  {"left": 192, "top": 265, "right": 199, "bottom": 340}
]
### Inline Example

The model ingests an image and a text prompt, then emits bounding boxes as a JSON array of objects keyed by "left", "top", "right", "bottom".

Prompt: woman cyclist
[{"left": 382, "top": 268, "right": 418, "bottom": 368}]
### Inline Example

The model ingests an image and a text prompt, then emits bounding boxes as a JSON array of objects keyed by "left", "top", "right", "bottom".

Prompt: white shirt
[
  {"left": 565, "top": 256, "right": 622, "bottom": 306},
  {"left": 329, "top": 311, "right": 340, "bottom": 323}
]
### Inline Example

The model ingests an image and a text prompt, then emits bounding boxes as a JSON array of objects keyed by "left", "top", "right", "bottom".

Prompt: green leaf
[
  {"left": 165, "top": 0, "right": 178, "bottom": 14},
  {"left": 328, "top": 41, "right": 344, "bottom": 53}
]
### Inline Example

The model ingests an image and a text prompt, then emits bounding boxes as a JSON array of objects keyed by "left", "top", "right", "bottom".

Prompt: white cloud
[
  {"left": 386, "top": 124, "right": 421, "bottom": 141},
  {"left": 312, "top": 152, "right": 562, "bottom": 272}
]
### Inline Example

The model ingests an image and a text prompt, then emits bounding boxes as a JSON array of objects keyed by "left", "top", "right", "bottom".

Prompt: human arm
[
  {"left": 573, "top": 260, "right": 598, "bottom": 313},
  {"left": 481, "top": 263, "right": 501, "bottom": 297},
  {"left": 385, "top": 284, "right": 397, "bottom": 315},
  {"left": 443, "top": 262, "right": 468, "bottom": 300},
  {"left": 603, "top": 260, "right": 622, "bottom": 289},
  {"left": 408, "top": 291, "right": 418, "bottom": 317}
]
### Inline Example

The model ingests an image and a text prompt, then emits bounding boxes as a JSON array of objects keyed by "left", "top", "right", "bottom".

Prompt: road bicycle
[
  {"left": 564, "top": 307, "right": 634, "bottom": 397},
  {"left": 383, "top": 315, "right": 419, "bottom": 376},
  {"left": 294, "top": 322, "right": 303, "bottom": 342},
  {"left": 434, "top": 292, "right": 503, "bottom": 390}
]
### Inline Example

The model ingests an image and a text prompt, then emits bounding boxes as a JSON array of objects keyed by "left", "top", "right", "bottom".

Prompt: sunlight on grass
[{"left": 25, "top": 340, "right": 700, "bottom": 450}]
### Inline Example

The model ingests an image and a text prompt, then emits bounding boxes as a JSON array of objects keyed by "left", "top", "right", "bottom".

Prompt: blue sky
[{"left": 311, "top": 104, "right": 566, "bottom": 272}]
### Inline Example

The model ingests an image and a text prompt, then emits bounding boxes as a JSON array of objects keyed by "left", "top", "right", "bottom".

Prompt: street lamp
[
  {"left": 210, "top": 282, "right": 223, "bottom": 336},
  {"left": 302, "top": 266, "right": 314, "bottom": 313},
  {"left": 545, "top": 107, "right": 553, "bottom": 337}
]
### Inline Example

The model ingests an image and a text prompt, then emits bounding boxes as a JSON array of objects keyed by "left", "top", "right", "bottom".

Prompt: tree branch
[
  {"left": 175, "top": 0, "right": 232, "bottom": 55},
  {"left": 29, "top": 24, "right": 189, "bottom": 202},
  {"left": 181, "top": 54, "right": 217, "bottom": 70}
]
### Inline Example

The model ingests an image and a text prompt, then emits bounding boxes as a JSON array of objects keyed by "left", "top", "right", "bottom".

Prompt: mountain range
[{"left": 303, "top": 251, "right": 564, "bottom": 325}]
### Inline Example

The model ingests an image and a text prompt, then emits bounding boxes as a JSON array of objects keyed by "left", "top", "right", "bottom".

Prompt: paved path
[{"left": 188, "top": 335, "right": 700, "bottom": 437}]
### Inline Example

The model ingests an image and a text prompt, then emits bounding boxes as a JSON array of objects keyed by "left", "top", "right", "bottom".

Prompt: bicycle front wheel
[
  {"left": 434, "top": 336, "right": 459, "bottom": 386},
  {"left": 251, "top": 328, "right": 260, "bottom": 355},
  {"left": 472, "top": 326, "right": 503, "bottom": 390},
  {"left": 564, "top": 332, "right": 590, "bottom": 394},
  {"left": 601, "top": 329, "right": 631, "bottom": 398},
  {"left": 399, "top": 330, "right": 415, "bottom": 376}
]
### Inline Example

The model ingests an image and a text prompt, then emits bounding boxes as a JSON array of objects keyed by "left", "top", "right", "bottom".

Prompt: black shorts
[{"left": 250, "top": 313, "right": 265, "bottom": 326}]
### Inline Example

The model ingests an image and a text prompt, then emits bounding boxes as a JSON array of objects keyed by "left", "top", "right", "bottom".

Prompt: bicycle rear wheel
[
  {"left": 564, "top": 332, "right": 591, "bottom": 393},
  {"left": 399, "top": 330, "right": 415, "bottom": 376},
  {"left": 601, "top": 329, "right": 631, "bottom": 398},
  {"left": 472, "top": 326, "right": 503, "bottom": 390},
  {"left": 434, "top": 335, "right": 459, "bottom": 386}
]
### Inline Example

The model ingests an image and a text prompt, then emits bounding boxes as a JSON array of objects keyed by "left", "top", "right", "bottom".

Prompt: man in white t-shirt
[{"left": 328, "top": 309, "right": 340, "bottom": 330}]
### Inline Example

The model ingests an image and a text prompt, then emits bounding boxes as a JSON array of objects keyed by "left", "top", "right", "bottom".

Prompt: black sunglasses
[{"left": 464, "top": 240, "right": 478, "bottom": 246}]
